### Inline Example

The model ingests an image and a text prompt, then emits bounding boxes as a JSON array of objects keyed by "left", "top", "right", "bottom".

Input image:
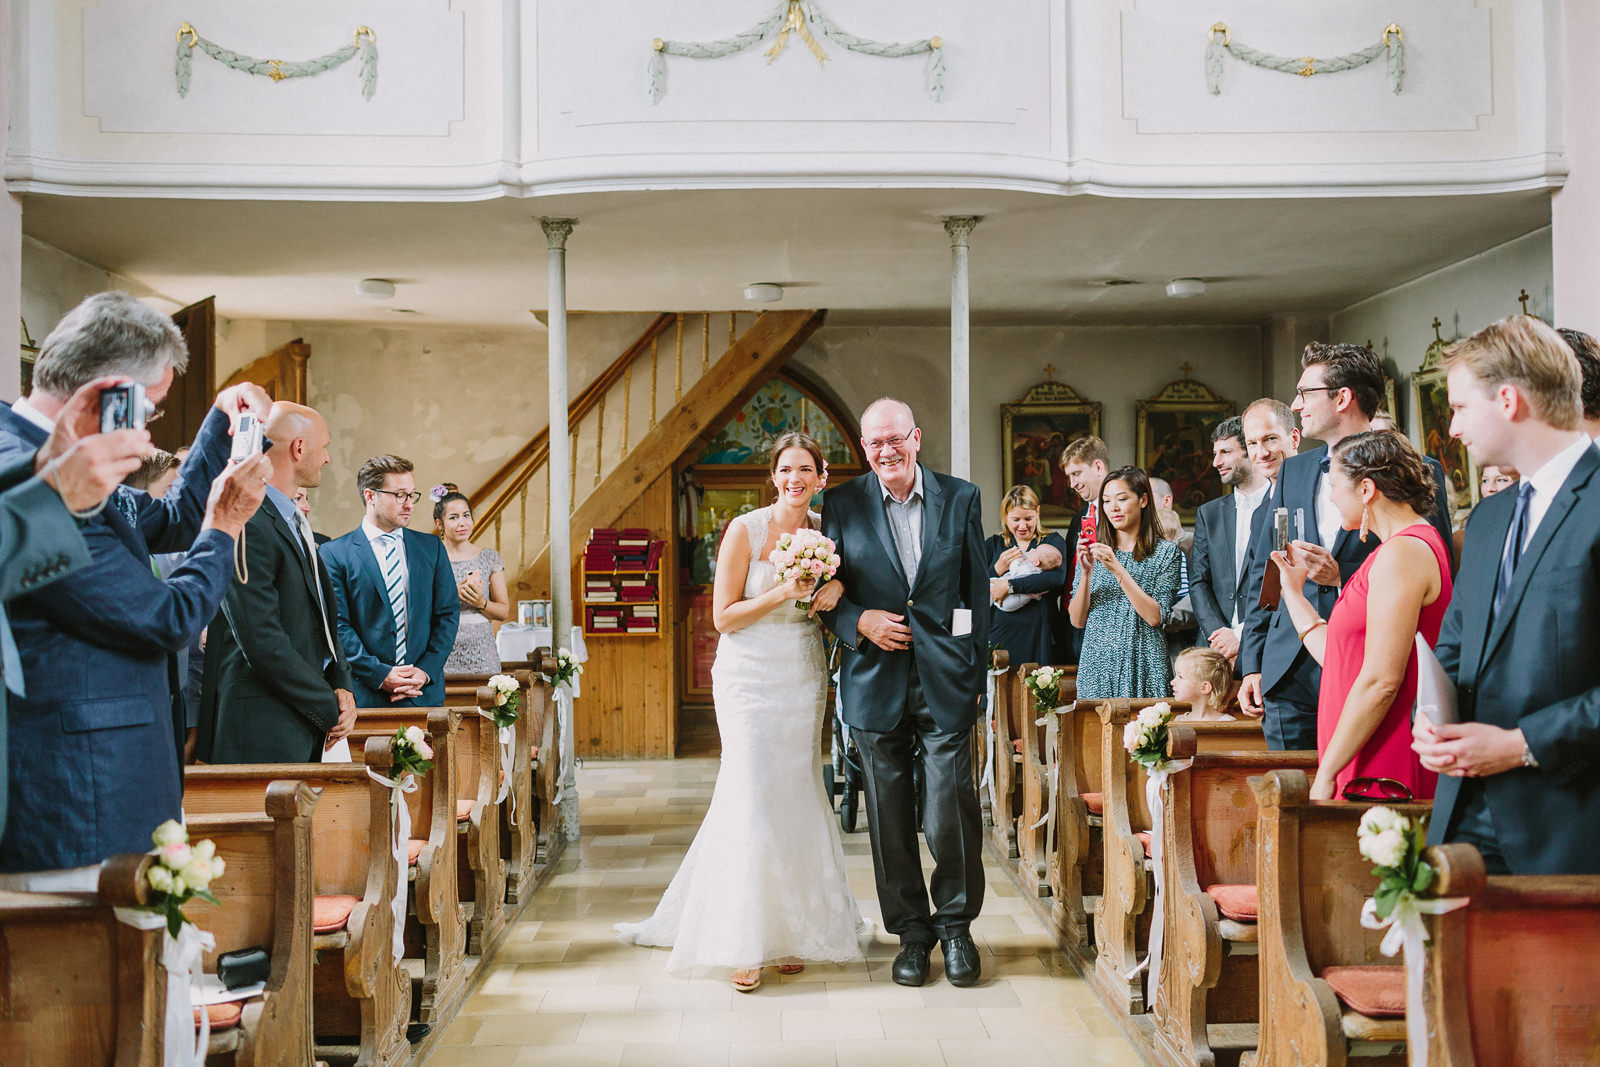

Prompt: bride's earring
[{"left": 1359, "top": 504, "right": 1371, "bottom": 543}]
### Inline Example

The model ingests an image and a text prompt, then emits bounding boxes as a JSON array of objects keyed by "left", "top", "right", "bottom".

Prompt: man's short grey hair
[
  {"left": 861, "top": 397, "right": 916, "bottom": 427},
  {"left": 1148, "top": 476, "right": 1174, "bottom": 503},
  {"left": 32, "top": 292, "right": 189, "bottom": 397},
  {"left": 1244, "top": 397, "right": 1300, "bottom": 436}
]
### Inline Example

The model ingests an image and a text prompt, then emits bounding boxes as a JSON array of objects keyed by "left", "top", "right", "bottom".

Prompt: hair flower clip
[{"left": 429, "top": 484, "right": 449, "bottom": 502}]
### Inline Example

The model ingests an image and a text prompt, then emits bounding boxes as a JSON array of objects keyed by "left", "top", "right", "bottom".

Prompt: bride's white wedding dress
[{"left": 616, "top": 506, "right": 866, "bottom": 973}]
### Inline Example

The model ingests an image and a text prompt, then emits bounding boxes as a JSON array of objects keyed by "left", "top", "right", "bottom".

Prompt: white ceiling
[{"left": 20, "top": 186, "right": 1552, "bottom": 329}]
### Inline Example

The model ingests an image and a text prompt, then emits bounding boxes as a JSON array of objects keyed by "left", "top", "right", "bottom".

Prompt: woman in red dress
[{"left": 1271, "top": 431, "right": 1453, "bottom": 800}]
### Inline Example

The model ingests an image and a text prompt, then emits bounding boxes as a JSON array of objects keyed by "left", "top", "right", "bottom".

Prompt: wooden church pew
[
  {"left": 185, "top": 739, "right": 411, "bottom": 1067},
  {"left": 183, "top": 780, "right": 320, "bottom": 1066},
  {"left": 1150, "top": 726, "right": 1318, "bottom": 1067},
  {"left": 1418, "top": 844, "right": 1600, "bottom": 1067},
  {"left": 346, "top": 708, "right": 468, "bottom": 1026},
  {"left": 1246, "top": 769, "right": 1430, "bottom": 1067},
  {"left": 0, "top": 854, "right": 164, "bottom": 1066},
  {"left": 1049, "top": 697, "right": 1107, "bottom": 958},
  {"left": 1093, "top": 699, "right": 1265, "bottom": 1015},
  {"left": 1016, "top": 663, "right": 1076, "bottom": 899}
]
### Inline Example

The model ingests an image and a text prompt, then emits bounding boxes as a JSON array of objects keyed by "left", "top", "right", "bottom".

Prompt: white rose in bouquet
[
  {"left": 1362, "top": 827, "right": 1408, "bottom": 869},
  {"left": 180, "top": 857, "right": 216, "bottom": 892},
  {"left": 160, "top": 842, "right": 193, "bottom": 870},
  {"left": 1360, "top": 805, "right": 1406, "bottom": 837},
  {"left": 169, "top": 874, "right": 188, "bottom": 897},
  {"left": 209, "top": 857, "right": 226, "bottom": 881},
  {"left": 147, "top": 865, "right": 174, "bottom": 893},
  {"left": 191, "top": 839, "right": 216, "bottom": 862},
  {"left": 152, "top": 820, "right": 187, "bottom": 848},
  {"left": 405, "top": 725, "right": 427, "bottom": 746}
]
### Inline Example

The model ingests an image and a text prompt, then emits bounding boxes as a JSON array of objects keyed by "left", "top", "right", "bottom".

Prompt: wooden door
[{"left": 158, "top": 297, "right": 217, "bottom": 454}]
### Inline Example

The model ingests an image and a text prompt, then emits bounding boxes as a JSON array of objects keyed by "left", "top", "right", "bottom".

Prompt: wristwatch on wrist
[{"left": 1521, "top": 742, "right": 1539, "bottom": 768}]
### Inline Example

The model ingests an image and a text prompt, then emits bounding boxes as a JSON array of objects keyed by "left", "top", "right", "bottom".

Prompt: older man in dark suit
[
  {"left": 1238, "top": 343, "right": 1452, "bottom": 750},
  {"left": 0, "top": 292, "right": 271, "bottom": 872},
  {"left": 1414, "top": 316, "right": 1600, "bottom": 875},
  {"left": 200, "top": 403, "right": 358, "bottom": 763}
]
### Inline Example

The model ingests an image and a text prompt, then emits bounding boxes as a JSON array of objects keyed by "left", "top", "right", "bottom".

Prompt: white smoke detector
[
  {"left": 356, "top": 278, "right": 397, "bottom": 300},
  {"left": 1164, "top": 278, "right": 1206, "bottom": 299},
  {"left": 744, "top": 283, "right": 784, "bottom": 303}
]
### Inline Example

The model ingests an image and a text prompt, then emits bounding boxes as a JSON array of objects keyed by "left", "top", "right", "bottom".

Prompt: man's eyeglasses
[
  {"left": 1341, "top": 776, "right": 1413, "bottom": 802},
  {"left": 370, "top": 489, "right": 422, "bottom": 504},
  {"left": 864, "top": 432, "right": 915, "bottom": 452},
  {"left": 1295, "top": 386, "right": 1335, "bottom": 402}
]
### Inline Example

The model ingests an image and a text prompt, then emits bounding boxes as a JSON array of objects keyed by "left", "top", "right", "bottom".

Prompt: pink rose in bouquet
[{"left": 768, "top": 529, "right": 841, "bottom": 607}]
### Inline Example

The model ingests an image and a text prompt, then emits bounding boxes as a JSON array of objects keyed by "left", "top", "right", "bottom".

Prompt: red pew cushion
[
  {"left": 1204, "top": 884, "right": 1258, "bottom": 921},
  {"left": 1080, "top": 792, "right": 1104, "bottom": 815},
  {"left": 313, "top": 893, "right": 360, "bottom": 934},
  {"left": 194, "top": 1002, "right": 243, "bottom": 1031},
  {"left": 1135, "top": 830, "right": 1152, "bottom": 857},
  {"left": 1320, "top": 965, "right": 1405, "bottom": 1018},
  {"left": 456, "top": 799, "right": 474, "bottom": 822},
  {"left": 407, "top": 838, "right": 426, "bottom": 865}
]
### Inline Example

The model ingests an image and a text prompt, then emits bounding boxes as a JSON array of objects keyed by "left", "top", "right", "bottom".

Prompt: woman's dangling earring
[{"left": 1359, "top": 504, "right": 1371, "bottom": 543}]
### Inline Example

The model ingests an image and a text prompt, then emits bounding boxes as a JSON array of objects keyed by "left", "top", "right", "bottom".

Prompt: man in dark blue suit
[
  {"left": 1238, "top": 344, "right": 1452, "bottom": 750},
  {"left": 0, "top": 291, "right": 272, "bottom": 872},
  {"left": 1188, "top": 417, "right": 1270, "bottom": 667},
  {"left": 320, "top": 454, "right": 459, "bottom": 708},
  {"left": 817, "top": 398, "right": 990, "bottom": 989},
  {"left": 1413, "top": 316, "right": 1600, "bottom": 875}
]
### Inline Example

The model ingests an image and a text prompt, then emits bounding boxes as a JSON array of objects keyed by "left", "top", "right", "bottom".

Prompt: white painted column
[
  {"left": 1553, "top": 0, "right": 1600, "bottom": 326},
  {"left": 540, "top": 216, "right": 580, "bottom": 841},
  {"left": 944, "top": 216, "right": 981, "bottom": 481},
  {"left": 0, "top": 0, "right": 22, "bottom": 402}
]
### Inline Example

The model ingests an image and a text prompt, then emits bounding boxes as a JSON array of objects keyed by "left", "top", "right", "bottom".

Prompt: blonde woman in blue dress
[{"left": 616, "top": 432, "right": 866, "bottom": 991}]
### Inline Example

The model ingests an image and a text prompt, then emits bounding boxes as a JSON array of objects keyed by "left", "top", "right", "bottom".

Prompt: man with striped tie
[{"left": 321, "top": 454, "right": 460, "bottom": 708}]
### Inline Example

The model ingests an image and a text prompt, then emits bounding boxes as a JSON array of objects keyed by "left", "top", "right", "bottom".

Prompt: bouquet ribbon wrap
[
  {"left": 477, "top": 711, "right": 517, "bottom": 818},
  {"left": 114, "top": 908, "right": 215, "bottom": 1067},
  {"left": 1125, "top": 757, "right": 1191, "bottom": 1002},
  {"left": 366, "top": 767, "right": 419, "bottom": 960},
  {"left": 1359, "top": 893, "right": 1469, "bottom": 1064},
  {"left": 552, "top": 684, "right": 576, "bottom": 807},
  {"left": 981, "top": 667, "right": 1006, "bottom": 814}
]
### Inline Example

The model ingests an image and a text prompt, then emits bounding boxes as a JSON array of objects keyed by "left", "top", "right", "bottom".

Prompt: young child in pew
[{"left": 1172, "top": 647, "right": 1235, "bottom": 721}]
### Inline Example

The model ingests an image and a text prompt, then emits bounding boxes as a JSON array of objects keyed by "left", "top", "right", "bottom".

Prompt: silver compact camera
[
  {"left": 231, "top": 414, "right": 264, "bottom": 462},
  {"left": 99, "top": 382, "right": 154, "bottom": 432}
]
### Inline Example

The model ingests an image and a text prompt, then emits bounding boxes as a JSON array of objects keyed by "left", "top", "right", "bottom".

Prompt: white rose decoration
[
  {"left": 405, "top": 725, "right": 427, "bottom": 747},
  {"left": 1360, "top": 806, "right": 1406, "bottom": 838},
  {"left": 160, "top": 842, "right": 193, "bottom": 870},
  {"left": 191, "top": 839, "right": 216, "bottom": 862},
  {"left": 169, "top": 874, "right": 188, "bottom": 897},
  {"left": 181, "top": 857, "right": 215, "bottom": 892},
  {"left": 1362, "top": 827, "right": 1409, "bottom": 869},
  {"left": 210, "top": 857, "right": 227, "bottom": 881},
  {"left": 152, "top": 820, "right": 186, "bottom": 848},
  {"left": 147, "top": 865, "right": 174, "bottom": 893}
]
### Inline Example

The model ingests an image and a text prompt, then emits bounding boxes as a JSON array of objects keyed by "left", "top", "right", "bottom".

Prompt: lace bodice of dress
[{"left": 738, "top": 506, "right": 821, "bottom": 627}]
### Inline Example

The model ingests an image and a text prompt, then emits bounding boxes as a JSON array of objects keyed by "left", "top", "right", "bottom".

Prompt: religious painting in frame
[
  {"left": 1412, "top": 332, "right": 1477, "bottom": 516},
  {"left": 1135, "top": 374, "right": 1236, "bottom": 520},
  {"left": 1000, "top": 379, "right": 1103, "bottom": 524}
]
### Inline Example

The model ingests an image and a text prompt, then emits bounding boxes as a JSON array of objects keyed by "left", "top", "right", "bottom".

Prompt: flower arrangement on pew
[
  {"left": 1123, "top": 702, "right": 1176, "bottom": 771},
  {"left": 485, "top": 673, "right": 521, "bottom": 729},
  {"left": 1024, "top": 665, "right": 1068, "bottom": 723},
  {"left": 144, "top": 820, "right": 227, "bottom": 937},
  {"left": 769, "top": 529, "right": 840, "bottom": 608},
  {"left": 550, "top": 647, "right": 583, "bottom": 690},
  {"left": 392, "top": 724, "right": 435, "bottom": 778}
]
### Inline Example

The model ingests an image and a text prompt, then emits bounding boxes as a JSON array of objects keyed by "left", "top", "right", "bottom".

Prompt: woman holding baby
[{"left": 985, "top": 485, "right": 1068, "bottom": 666}]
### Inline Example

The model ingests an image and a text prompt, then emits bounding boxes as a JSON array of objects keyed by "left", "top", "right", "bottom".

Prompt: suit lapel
[
  {"left": 354, "top": 531, "right": 392, "bottom": 642},
  {"left": 1218, "top": 499, "right": 1239, "bottom": 597},
  {"left": 861, "top": 476, "right": 910, "bottom": 591},
  {"left": 1481, "top": 450, "right": 1599, "bottom": 665},
  {"left": 403, "top": 530, "right": 429, "bottom": 659},
  {"left": 913, "top": 467, "right": 945, "bottom": 595},
  {"left": 265, "top": 505, "right": 324, "bottom": 613}
]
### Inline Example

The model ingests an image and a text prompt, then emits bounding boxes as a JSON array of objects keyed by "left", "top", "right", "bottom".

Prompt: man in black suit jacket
[
  {"left": 1188, "top": 417, "right": 1270, "bottom": 666},
  {"left": 818, "top": 398, "right": 990, "bottom": 989},
  {"left": 200, "top": 403, "right": 357, "bottom": 763},
  {"left": 1414, "top": 317, "right": 1600, "bottom": 874},
  {"left": 1238, "top": 344, "right": 1452, "bottom": 750}
]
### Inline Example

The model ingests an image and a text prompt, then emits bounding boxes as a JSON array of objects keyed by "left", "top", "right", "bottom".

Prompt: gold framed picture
[
  {"left": 1000, "top": 380, "right": 1103, "bottom": 524},
  {"left": 1412, "top": 334, "right": 1477, "bottom": 516},
  {"left": 1135, "top": 375, "right": 1235, "bottom": 520}
]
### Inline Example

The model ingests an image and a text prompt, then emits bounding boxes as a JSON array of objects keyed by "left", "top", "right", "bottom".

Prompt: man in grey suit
[
  {"left": 1188, "top": 417, "right": 1270, "bottom": 666},
  {"left": 1415, "top": 316, "right": 1600, "bottom": 874}
]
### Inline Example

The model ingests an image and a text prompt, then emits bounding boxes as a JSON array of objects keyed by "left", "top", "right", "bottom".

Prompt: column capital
[
  {"left": 943, "top": 215, "right": 982, "bottom": 246},
  {"left": 540, "top": 217, "right": 578, "bottom": 249}
]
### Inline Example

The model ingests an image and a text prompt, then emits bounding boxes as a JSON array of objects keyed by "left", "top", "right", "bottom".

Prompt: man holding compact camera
[{"left": 0, "top": 291, "right": 272, "bottom": 873}]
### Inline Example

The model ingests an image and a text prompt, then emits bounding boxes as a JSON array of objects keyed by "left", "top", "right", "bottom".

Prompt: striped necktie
[{"left": 379, "top": 530, "right": 408, "bottom": 663}]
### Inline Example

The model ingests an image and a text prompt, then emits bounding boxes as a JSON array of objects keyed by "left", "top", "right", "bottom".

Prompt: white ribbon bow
[
  {"left": 366, "top": 768, "right": 419, "bottom": 960},
  {"left": 477, "top": 711, "right": 517, "bottom": 818},
  {"left": 1125, "top": 758, "right": 1191, "bottom": 1002},
  {"left": 113, "top": 909, "right": 215, "bottom": 1067},
  {"left": 981, "top": 668, "right": 1005, "bottom": 815},
  {"left": 1359, "top": 892, "right": 1469, "bottom": 1064},
  {"left": 552, "top": 684, "right": 577, "bottom": 808}
]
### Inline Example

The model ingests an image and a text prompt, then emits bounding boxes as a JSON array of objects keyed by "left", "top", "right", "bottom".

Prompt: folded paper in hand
[
  {"left": 321, "top": 736, "right": 353, "bottom": 763},
  {"left": 1413, "top": 632, "right": 1458, "bottom": 726},
  {"left": 952, "top": 608, "right": 972, "bottom": 637}
]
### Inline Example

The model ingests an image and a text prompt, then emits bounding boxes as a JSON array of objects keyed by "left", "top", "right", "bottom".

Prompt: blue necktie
[
  {"left": 379, "top": 531, "right": 408, "bottom": 662},
  {"left": 1318, "top": 455, "right": 1331, "bottom": 474},
  {"left": 1491, "top": 482, "right": 1534, "bottom": 621}
]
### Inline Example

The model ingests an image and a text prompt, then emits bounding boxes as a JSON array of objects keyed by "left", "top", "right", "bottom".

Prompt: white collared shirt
[
  {"left": 1509, "top": 433, "right": 1596, "bottom": 551},
  {"left": 1314, "top": 453, "right": 1341, "bottom": 549},
  {"left": 10, "top": 397, "right": 55, "bottom": 435},
  {"left": 1230, "top": 481, "right": 1270, "bottom": 626},
  {"left": 363, "top": 517, "right": 410, "bottom": 591}
]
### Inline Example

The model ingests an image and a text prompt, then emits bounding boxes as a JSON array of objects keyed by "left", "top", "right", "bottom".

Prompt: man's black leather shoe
[
  {"left": 891, "top": 941, "right": 933, "bottom": 987},
  {"left": 941, "top": 934, "right": 981, "bottom": 987}
]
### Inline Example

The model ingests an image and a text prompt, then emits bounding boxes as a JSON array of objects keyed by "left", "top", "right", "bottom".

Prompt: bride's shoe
[
  {"left": 731, "top": 968, "right": 762, "bottom": 992},
  {"left": 776, "top": 964, "right": 804, "bottom": 975}
]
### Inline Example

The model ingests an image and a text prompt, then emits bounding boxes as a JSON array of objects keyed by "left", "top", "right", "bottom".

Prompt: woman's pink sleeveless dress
[{"left": 1317, "top": 523, "right": 1452, "bottom": 799}]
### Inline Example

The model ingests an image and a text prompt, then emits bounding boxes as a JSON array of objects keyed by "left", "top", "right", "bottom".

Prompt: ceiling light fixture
[
  {"left": 356, "top": 278, "right": 397, "bottom": 300},
  {"left": 744, "top": 283, "right": 784, "bottom": 303},
  {"left": 1164, "top": 278, "right": 1206, "bottom": 299}
]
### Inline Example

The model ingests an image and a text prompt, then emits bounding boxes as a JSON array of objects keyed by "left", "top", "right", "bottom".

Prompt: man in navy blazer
[
  {"left": 818, "top": 398, "right": 990, "bottom": 989},
  {"left": 0, "top": 292, "right": 272, "bottom": 872},
  {"left": 1188, "top": 417, "right": 1270, "bottom": 666},
  {"left": 320, "top": 454, "right": 459, "bottom": 708},
  {"left": 1238, "top": 344, "right": 1452, "bottom": 750},
  {"left": 1414, "top": 316, "right": 1600, "bottom": 874}
]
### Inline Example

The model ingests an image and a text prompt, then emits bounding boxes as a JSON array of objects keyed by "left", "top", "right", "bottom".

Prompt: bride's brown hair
[{"left": 768, "top": 432, "right": 829, "bottom": 483}]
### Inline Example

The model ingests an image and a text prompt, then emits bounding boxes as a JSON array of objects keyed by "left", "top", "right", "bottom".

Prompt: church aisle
[{"left": 425, "top": 759, "right": 1143, "bottom": 1066}]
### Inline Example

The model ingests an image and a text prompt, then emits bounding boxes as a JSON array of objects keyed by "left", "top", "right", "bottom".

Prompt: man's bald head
[{"left": 264, "top": 401, "right": 332, "bottom": 492}]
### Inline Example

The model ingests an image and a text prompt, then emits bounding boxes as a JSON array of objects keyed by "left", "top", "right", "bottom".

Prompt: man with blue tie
[
  {"left": 1413, "top": 316, "right": 1600, "bottom": 874},
  {"left": 1237, "top": 343, "right": 1452, "bottom": 750},
  {"left": 320, "top": 454, "right": 459, "bottom": 708}
]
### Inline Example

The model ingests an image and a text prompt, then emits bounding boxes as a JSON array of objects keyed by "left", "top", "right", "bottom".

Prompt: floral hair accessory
[{"left": 429, "top": 484, "right": 450, "bottom": 503}]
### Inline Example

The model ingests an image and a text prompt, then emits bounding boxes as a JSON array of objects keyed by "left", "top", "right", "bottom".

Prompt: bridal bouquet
[
  {"left": 145, "top": 820, "right": 226, "bottom": 937},
  {"left": 486, "top": 674, "right": 521, "bottom": 729},
  {"left": 392, "top": 725, "right": 435, "bottom": 778},
  {"left": 1123, "top": 701, "right": 1176, "bottom": 770},
  {"left": 769, "top": 529, "right": 840, "bottom": 607}
]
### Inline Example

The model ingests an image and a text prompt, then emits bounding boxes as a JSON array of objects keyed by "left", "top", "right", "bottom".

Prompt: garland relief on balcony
[
  {"left": 1206, "top": 21, "right": 1403, "bottom": 95},
  {"left": 647, "top": 0, "right": 944, "bottom": 103},
  {"left": 175, "top": 23, "right": 379, "bottom": 100}
]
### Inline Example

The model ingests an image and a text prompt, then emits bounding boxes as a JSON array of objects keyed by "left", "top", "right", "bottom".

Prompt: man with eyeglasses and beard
[{"left": 320, "top": 454, "right": 459, "bottom": 708}]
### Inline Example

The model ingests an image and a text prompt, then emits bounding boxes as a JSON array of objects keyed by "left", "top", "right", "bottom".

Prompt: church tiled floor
[{"left": 427, "top": 759, "right": 1144, "bottom": 1066}]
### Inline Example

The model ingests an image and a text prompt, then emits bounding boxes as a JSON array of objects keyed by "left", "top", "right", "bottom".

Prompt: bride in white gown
[{"left": 616, "top": 433, "right": 866, "bottom": 990}]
